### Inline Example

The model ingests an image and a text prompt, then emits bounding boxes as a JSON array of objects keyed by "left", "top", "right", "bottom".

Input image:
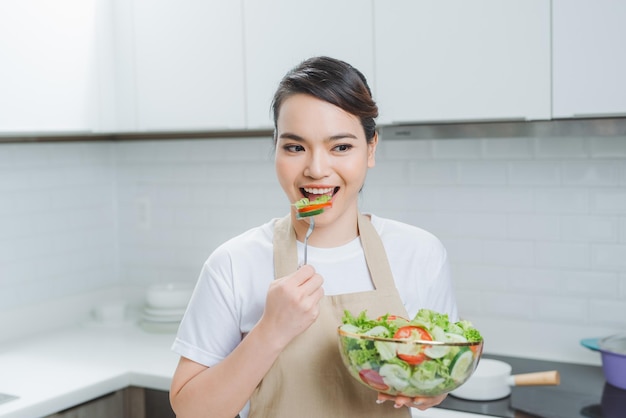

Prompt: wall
[
  {"left": 0, "top": 142, "right": 117, "bottom": 310},
  {"left": 1, "top": 134, "right": 625, "bottom": 363}
]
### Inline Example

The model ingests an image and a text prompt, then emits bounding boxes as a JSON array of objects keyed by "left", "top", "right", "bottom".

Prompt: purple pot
[
  {"left": 581, "top": 333, "right": 626, "bottom": 390},
  {"left": 598, "top": 334, "right": 626, "bottom": 390},
  {"left": 601, "top": 383, "right": 626, "bottom": 418}
]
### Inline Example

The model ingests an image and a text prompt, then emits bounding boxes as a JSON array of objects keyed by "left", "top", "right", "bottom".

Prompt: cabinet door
[
  {"left": 374, "top": 0, "right": 551, "bottom": 125},
  {"left": 0, "top": 0, "right": 100, "bottom": 133},
  {"left": 243, "top": 0, "right": 375, "bottom": 129},
  {"left": 130, "top": 0, "right": 245, "bottom": 131},
  {"left": 552, "top": 0, "right": 626, "bottom": 118},
  {"left": 46, "top": 390, "right": 124, "bottom": 418}
]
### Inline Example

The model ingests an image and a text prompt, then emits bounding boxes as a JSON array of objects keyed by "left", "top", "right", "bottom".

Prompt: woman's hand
[
  {"left": 376, "top": 392, "right": 447, "bottom": 410},
  {"left": 258, "top": 264, "right": 324, "bottom": 348}
]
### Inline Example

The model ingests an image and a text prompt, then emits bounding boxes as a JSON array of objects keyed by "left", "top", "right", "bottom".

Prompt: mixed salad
[
  {"left": 338, "top": 308, "right": 483, "bottom": 397},
  {"left": 293, "top": 195, "right": 332, "bottom": 218}
]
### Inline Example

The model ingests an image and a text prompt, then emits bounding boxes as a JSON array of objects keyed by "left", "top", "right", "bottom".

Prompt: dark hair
[{"left": 271, "top": 56, "right": 378, "bottom": 143}]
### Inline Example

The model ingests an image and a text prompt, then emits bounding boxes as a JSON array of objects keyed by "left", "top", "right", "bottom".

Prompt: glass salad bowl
[{"left": 337, "top": 310, "right": 484, "bottom": 398}]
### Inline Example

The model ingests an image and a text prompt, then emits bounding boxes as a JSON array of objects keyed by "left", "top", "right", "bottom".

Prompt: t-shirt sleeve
[
  {"left": 171, "top": 245, "right": 242, "bottom": 367},
  {"left": 378, "top": 215, "right": 459, "bottom": 322}
]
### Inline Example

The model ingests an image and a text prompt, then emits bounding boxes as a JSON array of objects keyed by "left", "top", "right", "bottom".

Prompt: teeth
[{"left": 304, "top": 187, "right": 334, "bottom": 194}]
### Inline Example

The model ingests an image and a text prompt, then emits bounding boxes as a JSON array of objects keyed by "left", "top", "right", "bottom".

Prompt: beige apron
[{"left": 248, "top": 214, "right": 411, "bottom": 418}]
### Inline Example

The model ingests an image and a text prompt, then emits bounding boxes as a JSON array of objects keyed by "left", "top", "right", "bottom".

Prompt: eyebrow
[{"left": 278, "top": 132, "right": 359, "bottom": 142}]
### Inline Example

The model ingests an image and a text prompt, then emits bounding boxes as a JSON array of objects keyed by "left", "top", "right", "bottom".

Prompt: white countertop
[
  {"left": 0, "top": 319, "right": 495, "bottom": 418},
  {"left": 0, "top": 320, "right": 179, "bottom": 418}
]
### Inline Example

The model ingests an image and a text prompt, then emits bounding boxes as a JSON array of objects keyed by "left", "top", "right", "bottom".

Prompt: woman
[{"left": 170, "top": 56, "right": 458, "bottom": 418}]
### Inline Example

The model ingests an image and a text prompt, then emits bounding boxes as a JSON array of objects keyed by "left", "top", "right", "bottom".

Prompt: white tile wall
[
  {"left": 0, "top": 142, "right": 117, "bottom": 310},
  {"left": 1, "top": 134, "right": 625, "bottom": 363}
]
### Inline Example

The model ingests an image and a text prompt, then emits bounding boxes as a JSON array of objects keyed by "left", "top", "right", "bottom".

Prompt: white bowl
[{"left": 145, "top": 282, "right": 193, "bottom": 309}]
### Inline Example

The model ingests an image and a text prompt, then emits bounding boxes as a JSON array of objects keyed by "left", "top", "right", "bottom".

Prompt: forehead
[{"left": 276, "top": 94, "right": 363, "bottom": 137}]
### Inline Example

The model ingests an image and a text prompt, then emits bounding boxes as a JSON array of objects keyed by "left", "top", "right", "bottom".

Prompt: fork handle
[{"left": 303, "top": 218, "right": 315, "bottom": 265}]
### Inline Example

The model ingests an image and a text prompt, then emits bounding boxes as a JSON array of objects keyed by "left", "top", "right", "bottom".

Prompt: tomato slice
[
  {"left": 394, "top": 326, "right": 432, "bottom": 341},
  {"left": 358, "top": 369, "right": 389, "bottom": 391},
  {"left": 393, "top": 326, "right": 432, "bottom": 365}
]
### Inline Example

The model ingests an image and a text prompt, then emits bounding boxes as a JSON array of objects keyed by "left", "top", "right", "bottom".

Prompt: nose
[{"left": 303, "top": 148, "right": 330, "bottom": 179}]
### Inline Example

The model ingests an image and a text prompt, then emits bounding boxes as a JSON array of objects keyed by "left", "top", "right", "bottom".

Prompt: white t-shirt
[{"left": 172, "top": 214, "right": 458, "bottom": 416}]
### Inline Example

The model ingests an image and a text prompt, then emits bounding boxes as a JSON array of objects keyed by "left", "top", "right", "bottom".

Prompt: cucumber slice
[
  {"left": 364, "top": 325, "right": 389, "bottom": 337},
  {"left": 444, "top": 332, "right": 468, "bottom": 343},
  {"left": 339, "top": 323, "right": 361, "bottom": 334},
  {"left": 374, "top": 341, "right": 397, "bottom": 361},
  {"left": 297, "top": 208, "right": 323, "bottom": 217},
  {"left": 450, "top": 348, "right": 474, "bottom": 381},
  {"left": 423, "top": 326, "right": 451, "bottom": 358},
  {"left": 424, "top": 343, "right": 450, "bottom": 359},
  {"left": 379, "top": 363, "right": 410, "bottom": 391},
  {"left": 409, "top": 376, "right": 446, "bottom": 390}
]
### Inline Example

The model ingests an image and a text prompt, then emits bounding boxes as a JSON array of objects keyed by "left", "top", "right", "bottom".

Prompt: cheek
[
  {"left": 341, "top": 159, "right": 369, "bottom": 187},
  {"left": 275, "top": 158, "right": 294, "bottom": 190}
]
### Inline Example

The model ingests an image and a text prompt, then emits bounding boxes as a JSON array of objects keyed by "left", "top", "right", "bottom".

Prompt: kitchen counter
[
  {"left": 1, "top": 321, "right": 622, "bottom": 418},
  {"left": 0, "top": 321, "right": 178, "bottom": 418},
  {"left": 0, "top": 319, "right": 499, "bottom": 418}
]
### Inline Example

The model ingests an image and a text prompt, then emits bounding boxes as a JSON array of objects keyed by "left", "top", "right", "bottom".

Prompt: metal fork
[{"left": 303, "top": 217, "right": 315, "bottom": 265}]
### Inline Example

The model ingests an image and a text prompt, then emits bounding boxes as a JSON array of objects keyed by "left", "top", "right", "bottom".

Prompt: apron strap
[
  {"left": 273, "top": 215, "right": 298, "bottom": 279},
  {"left": 357, "top": 213, "right": 396, "bottom": 292}
]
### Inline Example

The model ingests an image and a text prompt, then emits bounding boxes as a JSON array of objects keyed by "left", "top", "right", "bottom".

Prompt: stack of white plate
[{"left": 139, "top": 282, "right": 193, "bottom": 333}]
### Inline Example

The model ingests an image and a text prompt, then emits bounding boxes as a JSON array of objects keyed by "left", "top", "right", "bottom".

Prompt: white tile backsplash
[
  {"left": 508, "top": 160, "right": 561, "bottom": 185},
  {"left": 507, "top": 213, "right": 560, "bottom": 240},
  {"left": 1, "top": 134, "right": 626, "bottom": 364},
  {"left": 591, "top": 188, "right": 626, "bottom": 213},
  {"left": 482, "top": 137, "right": 533, "bottom": 159},
  {"left": 408, "top": 161, "right": 457, "bottom": 185},
  {"left": 0, "top": 142, "right": 117, "bottom": 312},
  {"left": 562, "top": 160, "right": 622, "bottom": 186},
  {"left": 533, "top": 295, "right": 588, "bottom": 323},
  {"left": 589, "top": 136, "right": 626, "bottom": 158},
  {"left": 535, "top": 242, "right": 591, "bottom": 269},
  {"left": 433, "top": 138, "right": 482, "bottom": 159},
  {"left": 560, "top": 215, "right": 618, "bottom": 242},
  {"left": 534, "top": 136, "right": 588, "bottom": 158},
  {"left": 534, "top": 188, "right": 589, "bottom": 213}
]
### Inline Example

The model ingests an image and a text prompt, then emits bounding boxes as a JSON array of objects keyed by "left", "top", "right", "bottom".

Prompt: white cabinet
[
  {"left": 552, "top": 0, "right": 626, "bottom": 118},
  {"left": 373, "top": 0, "right": 551, "bottom": 125},
  {"left": 0, "top": 0, "right": 105, "bottom": 133},
  {"left": 243, "top": 0, "right": 375, "bottom": 129},
  {"left": 128, "top": 0, "right": 245, "bottom": 131}
]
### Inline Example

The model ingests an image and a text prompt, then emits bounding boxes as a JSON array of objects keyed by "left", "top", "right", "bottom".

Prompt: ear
[{"left": 367, "top": 132, "right": 378, "bottom": 168}]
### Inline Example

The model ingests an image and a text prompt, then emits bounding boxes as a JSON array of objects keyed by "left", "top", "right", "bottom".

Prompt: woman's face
[{"left": 275, "top": 94, "right": 377, "bottom": 226}]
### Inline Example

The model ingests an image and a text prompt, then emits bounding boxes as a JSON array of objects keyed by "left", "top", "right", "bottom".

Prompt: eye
[
  {"left": 333, "top": 144, "right": 353, "bottom": 152},
  {"left": 283, "top": 144, "right": 305, "bottom": 153}
]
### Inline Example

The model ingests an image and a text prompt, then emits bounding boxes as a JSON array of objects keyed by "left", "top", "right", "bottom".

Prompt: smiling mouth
[{"left": 300, "top": 186, "right": 339, "bottom": 201}]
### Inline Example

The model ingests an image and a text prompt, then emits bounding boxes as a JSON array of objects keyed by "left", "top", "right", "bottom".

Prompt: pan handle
[{"left": 511, "top": 370, "right": 560, "bottom": 387}]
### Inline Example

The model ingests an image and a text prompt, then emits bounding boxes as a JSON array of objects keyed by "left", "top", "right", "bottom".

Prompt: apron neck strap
[
  {"left": 273, "top": 215, "right": 298, "bottom": 278},
  {"left": 357, "top": 213, "right": 396, "bottom": 291}
]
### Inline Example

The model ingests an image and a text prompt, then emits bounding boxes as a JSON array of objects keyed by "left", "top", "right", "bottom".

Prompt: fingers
[
  {"left": 376, "top": 393, "right": 447, "bottom": 410},
  {"left": 288, "top": 264, "right": 316, "bottom": 286},
  {"left": 277, "top": 264, "right": 323, "bottom": 297},
  {"left": 261, "top": 264, "right": 324, "bottom": 344}
]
